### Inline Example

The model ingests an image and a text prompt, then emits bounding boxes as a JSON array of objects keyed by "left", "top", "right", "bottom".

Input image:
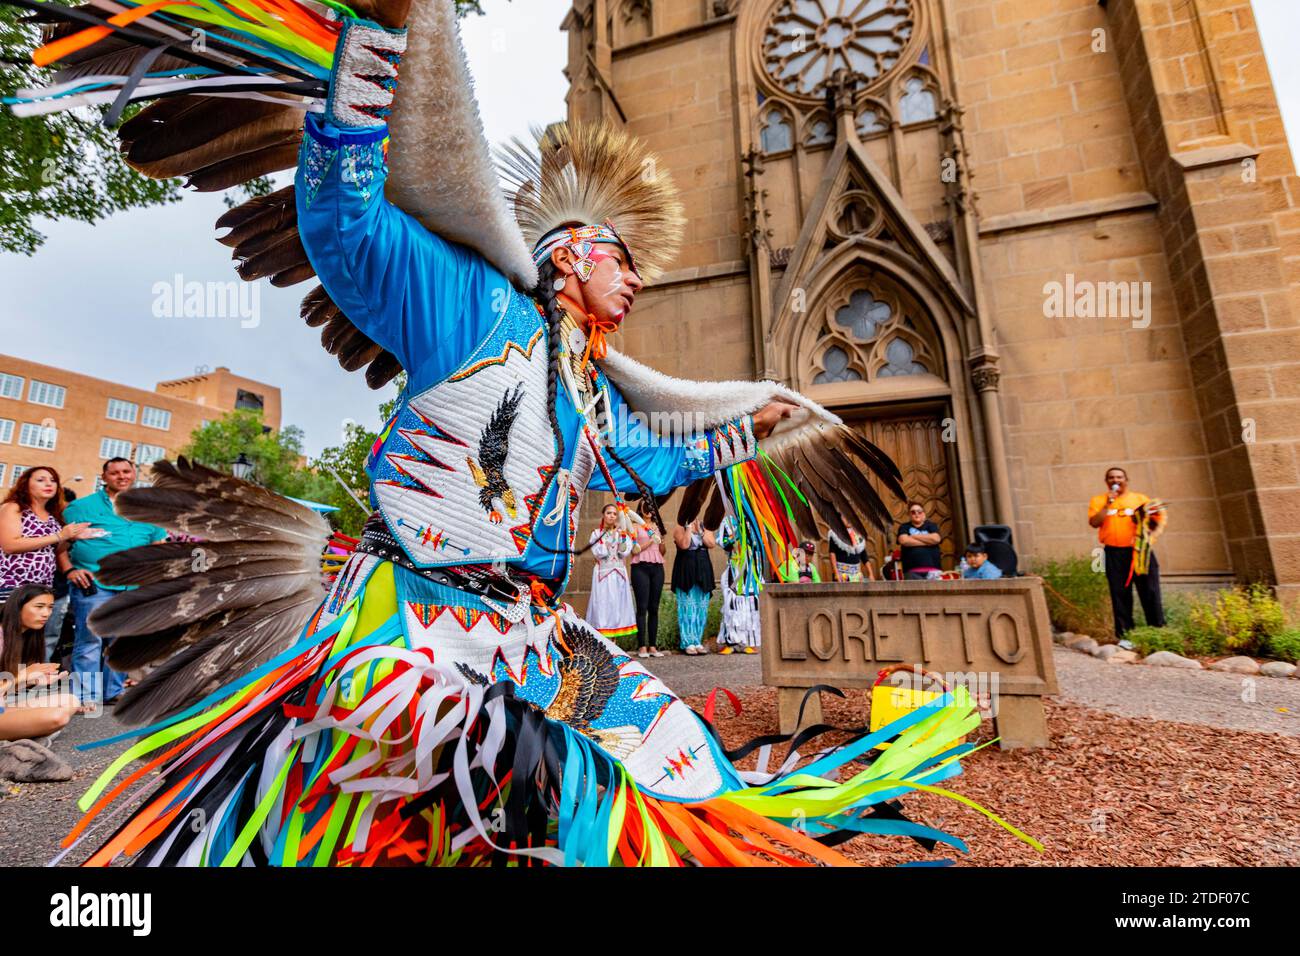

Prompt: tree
[
  {"left": 312, "top": 422, "right": 376, "bottom": 537},
  {"left": 0, "top": 8, "right": 182, "bottom": 254},
  {"left": 311, "top": 373, "right": 405, "bottom": 536},
  {"left": 181, "top": 408, "right": 334, "bottom": 505},
  {"left": 2, "top": 1, "right": 499, "bottom": 255}
]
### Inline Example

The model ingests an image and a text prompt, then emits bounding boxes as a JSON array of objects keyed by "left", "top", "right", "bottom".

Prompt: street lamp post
[{"left": 231, "top": 453, "right": 255, "bottom": 481}]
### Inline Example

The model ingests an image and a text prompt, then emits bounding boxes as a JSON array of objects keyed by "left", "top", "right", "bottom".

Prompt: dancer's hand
[{"left": 753, "top": 400, "right": 799, "bottom": 439}]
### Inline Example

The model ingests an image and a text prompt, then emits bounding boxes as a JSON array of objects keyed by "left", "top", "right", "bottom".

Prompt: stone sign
[{"left": 759, "top": 578, "right": 1059, "bottom": 748}]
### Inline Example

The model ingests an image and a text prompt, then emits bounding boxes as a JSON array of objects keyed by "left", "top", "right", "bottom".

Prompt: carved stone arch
[
  {"left": 803, "top": 270, "right": 943, "bottom": 387},
  {"left": 801, "top": 108, "right": 834, "bottom": 149},
  {"left": 758, "top": 98, "right": 796, "bottom": 155},
  {"left": 733, "top": 2, "right": 949, "bottom": 172},
  {"left": 775, "top": 240, "right": 965, "bottom": 393},
  {"left": 743, "top": 0, "right": 925, "bottom": 108},
  {"left": 894, "top": 64, "right": 942, "bottom": 126},
  {"left": 610, "top": 0, "right": 652, "bottom": 47},
  {"left": 854, "top": 97, "right": 891, "bottom": 137},
  {"left": 826, "top": 188, "right": 884, "bottom": 241}
]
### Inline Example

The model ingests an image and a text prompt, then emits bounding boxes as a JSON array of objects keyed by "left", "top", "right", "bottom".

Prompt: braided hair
[{"left": 529, "top": 259, "right": 668, "bottom": 553}]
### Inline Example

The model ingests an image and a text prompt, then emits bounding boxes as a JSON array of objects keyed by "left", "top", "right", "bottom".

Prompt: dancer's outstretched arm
[
  {"left": 296, "top": 16, "right": 510, "bottom": 384},
  {"left": 590, "top": 378, "right": 759, "bottom": 495}
]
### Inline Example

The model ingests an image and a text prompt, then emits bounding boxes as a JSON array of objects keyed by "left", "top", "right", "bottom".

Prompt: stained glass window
[
  {"left": 806, "top": 117, "right": 833, "bottom": 146},
  {"left": 813, "top": 346, "right": 864, "bottom": 384},
  {"left": 763, "top": 0, "right": 914, "bottom": 98},
  {"left": 879, "top": 337, "right": 928, "bottom": 376},
  {"left": 760, "top": 108, "right": 793, "bottom": 152},
  {"left": 834, "top": 290, "right": 892, "bottom": 340},
  {"left": 856, "top": 108, "right": 885, "bottom": 135},
  {"left": 899, "top": 76, "right": 937, "bottom": 124}
]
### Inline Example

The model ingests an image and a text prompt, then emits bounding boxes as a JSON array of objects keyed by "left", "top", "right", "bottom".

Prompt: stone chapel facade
[{"left": 562, "top": 0, "right": 1300, "bottom": 596}]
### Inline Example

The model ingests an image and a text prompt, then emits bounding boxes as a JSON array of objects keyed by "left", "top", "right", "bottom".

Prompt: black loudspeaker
[{"left": 973, "top": 524, "right": 1019, "bottom": 577}]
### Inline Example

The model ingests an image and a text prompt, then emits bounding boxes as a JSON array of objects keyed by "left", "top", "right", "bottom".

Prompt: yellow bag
[{"left": 869, "top": 664, "right": 965, "bottom": 751}]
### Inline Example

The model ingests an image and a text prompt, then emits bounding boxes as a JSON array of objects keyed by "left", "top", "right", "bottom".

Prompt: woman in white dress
[{"left": 586, "top": 504, "right": 637, "bottom": 645}]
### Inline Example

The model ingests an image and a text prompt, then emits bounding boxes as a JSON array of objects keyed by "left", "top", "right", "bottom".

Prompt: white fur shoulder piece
[
  {"left": 386, "top": 1, "right": 538, "bottom": 290},
  {"left": 598, "top": 347, "right": 842, "bottom": 442}
]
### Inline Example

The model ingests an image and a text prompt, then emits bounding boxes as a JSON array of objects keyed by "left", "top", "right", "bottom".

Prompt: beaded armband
[
  {"left": 709, "top": 415, "right": 757, "bottom": 470},
  {"left": 326, "top": 18, "right": 407, "bottom": 129}
]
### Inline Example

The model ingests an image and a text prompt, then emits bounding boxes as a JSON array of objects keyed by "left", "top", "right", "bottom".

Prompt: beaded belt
[{"left": 355, "top": 513, "right": 555, "bottom": 624}]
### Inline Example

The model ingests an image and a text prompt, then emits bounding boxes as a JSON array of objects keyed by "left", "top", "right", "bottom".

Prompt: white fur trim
[
  {"left": 828, "top": 529, "right": 866, "bottom": 554},
  {"left": 387, "top": 1, "right": 538, "bottom": 290},
  {"left": 597, "top": 347, "right": 842, "bottom": 452}
]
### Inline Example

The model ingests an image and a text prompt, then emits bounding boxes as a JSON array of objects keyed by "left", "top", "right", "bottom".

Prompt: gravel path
[
  {"left": 698, "top": 688, "right": 1300, "bottom": 866},
  {"left": 0, "top": 711, "right": 139, "bottom": 867},
  {"left": 2, "top": 643, "right": 1296, "bottom": 866}
]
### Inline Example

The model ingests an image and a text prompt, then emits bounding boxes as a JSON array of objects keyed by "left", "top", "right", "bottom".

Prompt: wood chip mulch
[{"left": 685, "top": 687, "right": 1300, "bottom": 866}]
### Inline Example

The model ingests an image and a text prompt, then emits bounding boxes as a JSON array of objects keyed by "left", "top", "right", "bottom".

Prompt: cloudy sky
[{"left": 1, "top": 0, "right": 1297, "bottom": 456}]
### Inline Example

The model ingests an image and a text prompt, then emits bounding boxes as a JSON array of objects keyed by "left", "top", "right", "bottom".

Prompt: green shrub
[
  {"left": 1139, "top": 584, "right": 1291, "bottom": 660},
  {"left": 1127, "top": 625, "right": 1187, "bottom": 657},
  {"left": 1176, "top": 595, "right": 1224, "bottom": 657},
  {"left": 1031, "top": 555, "right": 1114, "bottom": 641},
  {"left": 1250, "top": 583, "right": 1287, "bottom": 639},
  {"left": 1215, "top": 588, "right": 1255, "bottom": 652},
  {"left": 1158, "top": 590, "right": 1199, "bottom": 631},
  {"left": 1264, "top": 628, "right": 1300, "bottom": 663},
  {"left": 1205, "top": 583, "right": 1285, "bottom": 656}
]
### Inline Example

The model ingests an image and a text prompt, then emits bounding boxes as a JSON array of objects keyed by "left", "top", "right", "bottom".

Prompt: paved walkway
[
  {"left": 1049, "top": 646, "right": 1300, "bottom": 736},
  {"left": 3, "top": 646, "right": 1296, "bottom": 865}
]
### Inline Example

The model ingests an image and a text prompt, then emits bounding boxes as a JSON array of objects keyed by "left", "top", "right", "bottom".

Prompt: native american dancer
[
  {"left": 8, "top": 0, "right": 1040, "bottom": 866},
  {"left": 829, "top": 529, "right": 869, "bottom": 582}
]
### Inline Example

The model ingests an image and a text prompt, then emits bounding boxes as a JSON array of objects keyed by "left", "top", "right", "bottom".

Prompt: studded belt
[{"left": 355, "top": 513, "right": 553, "bottom": 624}]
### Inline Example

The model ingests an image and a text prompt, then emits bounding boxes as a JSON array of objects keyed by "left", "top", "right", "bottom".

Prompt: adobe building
[
  {"left": 0, "top": 355, "right": 281, "bottom": 495},
  {"left": 562, "top": 0, "right": 1300, "bottom": 598}
]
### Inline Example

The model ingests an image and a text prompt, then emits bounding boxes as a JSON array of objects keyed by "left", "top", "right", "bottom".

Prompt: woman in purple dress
[{"left": 0, "top": 467, "right": 93, "bottom": 600}]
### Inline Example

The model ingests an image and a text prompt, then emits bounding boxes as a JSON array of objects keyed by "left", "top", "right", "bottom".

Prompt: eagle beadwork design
[
  {"left": 466, "top": 383, "right": 524, "bottom": 523},
  {"left": 458, "top": 622, "right": 644, "bottom": 760}
]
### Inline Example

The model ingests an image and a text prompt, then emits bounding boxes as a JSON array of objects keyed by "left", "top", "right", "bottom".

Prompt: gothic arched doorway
[{"left": 792, "top": 268, "right": 968, "bottom": 571}]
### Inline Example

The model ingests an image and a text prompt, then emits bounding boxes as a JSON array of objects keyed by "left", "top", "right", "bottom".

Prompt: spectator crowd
[{"left": 0, "top": 457, "right": 164, "bottom": 778}]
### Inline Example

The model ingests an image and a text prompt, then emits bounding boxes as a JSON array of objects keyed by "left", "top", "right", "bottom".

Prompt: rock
[
  {"left": 1142, "top": 651, "right": 1202, "bottom": 669},
  {"left": 1067, "top": 636, "right": 1099, "bottom": 654},
  {"left": 0, "top": 740, "right": 73, "bottom": 782},
  {"left": 1208, "top": 656, "right": 1260, "bottom": 675},
  {"left": 1093, "top": 644, "right": 1121, "bottom": 660},
  {"left": 1259, "top": 661, "right": 1296, "bottom": 678},
  {"left": 1053, "top": 631, "right": 1075, "bottom": 646},
  {"left": 1107, "top": 650, "right": 1140, "bottom": 664}
]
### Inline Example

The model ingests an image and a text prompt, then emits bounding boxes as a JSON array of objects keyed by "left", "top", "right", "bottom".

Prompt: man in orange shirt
[{"left": 1088, "top": 466, "right": 1166, "bottom": 638}]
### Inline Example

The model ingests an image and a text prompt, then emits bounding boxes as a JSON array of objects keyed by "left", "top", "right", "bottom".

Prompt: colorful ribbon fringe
[
  {"left": 3, "top": 0, "right": 345, "bottom": 116},
  {"left": 60, "top": 567, "right": 1041, "bottom": 867},
  {"left": 714, "top": 450, "right": 809, "bottom": 596}
]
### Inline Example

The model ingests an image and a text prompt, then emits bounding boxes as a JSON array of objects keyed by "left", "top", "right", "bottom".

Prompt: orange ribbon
[
  {"left": 529, "top": 579, "right": 570, "bottom": 654},
  {"left": 580, "top": 316, "right": 619, "bottom": 369},
  {"left": 556, "top": 293, "right": 617, "bottom": 371}
]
